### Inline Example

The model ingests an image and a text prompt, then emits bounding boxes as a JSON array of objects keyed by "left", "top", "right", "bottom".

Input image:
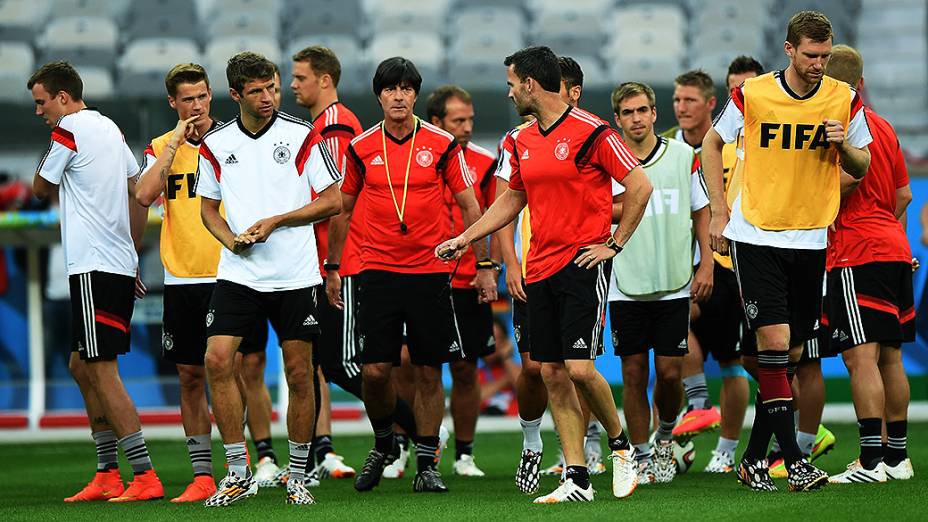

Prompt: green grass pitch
[{"left": 1, "top": 422, "right": 925, "bottom": 521}]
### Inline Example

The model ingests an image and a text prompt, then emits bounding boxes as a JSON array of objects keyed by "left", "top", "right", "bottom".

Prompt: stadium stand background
[{"left": 1, "top": 0, "right": 928, "bottom": 421}]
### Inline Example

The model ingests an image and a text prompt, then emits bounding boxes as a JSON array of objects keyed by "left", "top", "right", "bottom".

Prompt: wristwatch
[
  {"left": 476, "top": 259, "right": 502, "bottom": 272},
  {"left": 604, "top": 237, "right": 623, "bottom": 254}
]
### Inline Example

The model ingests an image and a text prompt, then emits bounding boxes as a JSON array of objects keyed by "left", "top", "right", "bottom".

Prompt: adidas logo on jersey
[
  {"left": 303, "top": 315, "right": 318, "bottom": 326},
  {"left": 371, "top": 154, "right": 384, "bottom": 166},
  {"left": 225, "top": 154, "right": 239, "bottom": 165},
  {"left": 521, "top": 149, "right": 530, "bottom": 160},
  {"left": 573, "top": 338, "right": 588, "bottom": 350}
]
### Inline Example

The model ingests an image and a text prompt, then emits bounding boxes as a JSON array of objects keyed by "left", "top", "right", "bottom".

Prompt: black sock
[
  {"left": 313, "top": 435, "right": 334, "bottom": 464},
  {"left": 254, "top": 438, "right": 276, "bottom": 464},
  {"left": 857, "top": 418, "right": 882, "bottom": 469},
  {"left": 370, "top": 415, "right": 395, "bottom": 454},
  {"left": 608, "top": 430, "right": 631, "bottom": 452},
  {"left": 744, "top": 394, "right": 772, "bottom": 461},
  {"left": 415, "top": 435, "right": 439, "bottom": 472},
  {"left": 886, "top": 420, "right": 908, "bottom": 465},
  {"left": 565, "top": 465, "right": 590, "bottom": 489},
  {"left": 391, "top": 399, "right": 419, "bottom": 439},
  {"left": 766, "top": 399, "right": 802, "bottom": 465},
  {"left": 454, "top": 439, "right": 473, "bottom": 460}
]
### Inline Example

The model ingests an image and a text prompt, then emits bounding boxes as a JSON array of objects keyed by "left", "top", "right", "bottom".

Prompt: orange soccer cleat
[
  {"left": 170, "top": 475, "right": 217, "bottom": 503},
  {"left": 108, "top": 469, "right": 164, "bottom": 502},
  {"left": 64, "top": 469, "right": 125, "bottom": 502},
  {"left": 672, "top": 406, "right": 721, "bottom": 440}
]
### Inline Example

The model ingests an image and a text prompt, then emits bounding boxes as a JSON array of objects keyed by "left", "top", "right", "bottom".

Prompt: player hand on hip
[
  {"left": 326, "top": 270, "right": 344, "bottom": 310},
  {"left": 575, "top": 243, "right": 615, "bottom": 269},
  {"left": 435, "top": 235, "right": 469, "bottom": 261},
  {"left": 473, "top": 269, "right": 498, "bottom": 303}
]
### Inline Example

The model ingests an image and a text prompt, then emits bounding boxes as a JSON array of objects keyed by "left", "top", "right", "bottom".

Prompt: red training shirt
[
  {"left": 508, "top": 106, "right": 639, "bottom": 283},
  {"left": 827, "top": 107, "right": 911, "bottom": 270},
  {"left": 310, "top": 102, "right": 364, "bottom": 276},
  {"left": 444, "top": 142, "right": 498, "bottom": 288},
  {"left": 343, "top": 119, "right": 474, "bottom": 273}
]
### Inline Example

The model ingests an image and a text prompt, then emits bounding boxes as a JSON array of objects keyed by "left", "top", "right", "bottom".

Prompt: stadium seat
[
  {"left": 284, "top": 0, "right": 363, "bottom": 39},
  {"left": 456, "top": 0, "right": 523, "bottom": 9},
  {"left": 204, "top": 0, "right": 282, "bottom": 18},
  {"left": 451, "top": 33, "right": 525, "bottom": 62},
  {"left": 569, "top": 54, "right": 611, "bottom": 89},
  {"left": 205, "top": 36, "right": 282, "bottom": 97},
  {"left": 612, "top": 4, "right": 685, "bottom": 32},
  {"left": 692, "top": 0, "right": 770, "bottom": 27},
  {"left": 366, "top": 32, "right": 443, "bottom": 71},
  {"left": 0, "top": 41, "right": 34, "bottom": 103},
  {"left": 0, "top": 0, "right": 50, "bottom": 43},
  {"left": 688, "top": 52, "right": 740, "bottom": 86},
  {"left": 534, "top": 34, "right": 604, "bottom": 59},
  {"left": 528, "top": 0, "right": 614, "bottom": 14},
  {"left": 207, "top": 11, "right": 279, "bottom": 40},
  {"left": 450, "top": 7, "right": 525, "bottom": 40},
  {"left": 74, "top": 66, "right": 115, "bottom": 101},
  {"left": 369, "top": 0, "right": 451, "bottom": 35},
  {"left": 531, "top": 7, "right": 603, "bottom": 41},
  {"left": 126, "top": 0, "right": 198, "bottom": 40},
  {"left": 446, "top": 59, "right": 508, "bottom": 91},
  {"left": 50, "top": 0, "right": 131, "bottom": 23},
  {"left": 609, "top": 55, "right": 684, "bottom": 88},
  {"left": 118, "top": 38, "right": 201, "bottom": 97},
  {"left": 37, "top": 17, "right": 119, "bottom": 68},
  {"left": 692, "top": 28, "right": 765, "bottom": 58},
  {"left": 604, "top": 27, "right": 685, "bottom": 62}
]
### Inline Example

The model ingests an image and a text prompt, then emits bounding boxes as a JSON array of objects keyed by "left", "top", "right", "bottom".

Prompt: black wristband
[
  {"left": 476, "top": 259, "right": 501, "bottom": 272},
  {"left": 323, "top": 263, "right": 340, "bottom": 271}
]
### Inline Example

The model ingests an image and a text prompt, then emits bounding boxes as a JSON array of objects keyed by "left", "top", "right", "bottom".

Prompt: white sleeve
[
  {"left": 846, "top": 107, "right": 873, "bottom": 149},
  {"left": 612, "top": 178, "right": 626, "bottom": 196},
  {"left": 494, "top": 142, "right": 513, "bottom": 182},
  {"left": 306, "top": 140, "right": 342, "bottom": 193},
  {"left": 690, "top": 168, "right": 709, "bottom": 211},
  {"left": 123, "top": 142, "right": 140, "bottom": 178},
  {"left": 37, "top": 140, "right": 74, "bottom": 185},
  {"left": 712, "top": 98, "right": 744, "bottom": 144},
  {"left": 195, "top": 149, "right": 221, "bottom": 200}
]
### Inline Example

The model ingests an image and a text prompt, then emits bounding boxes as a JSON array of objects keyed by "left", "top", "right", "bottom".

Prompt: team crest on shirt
[
  {"left": 273, "top": 142, "right": 291, "bottom": 164},
  {"left": 513, "top": 325, "right": 521, "bottom": 342},
  {"left": 745, "top": 301, "right": 759, "bottom": 320},
  {"left": 162, "top": 332, "right": 174, "bottom": 352},
  {"left": 554, "top": 140, "right": 570, "bottom": 161},
  {"left": 416, "top": 147, "right": 434, "bottom": 168},
  {"left": 206, "top": 310, "right": 215, "bottom": 327}
]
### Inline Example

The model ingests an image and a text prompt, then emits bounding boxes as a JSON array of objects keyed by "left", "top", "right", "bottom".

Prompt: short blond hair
[
  {"left": 165, "top": 63, "right": 209, "bottom": 97},
  {"left": 612, "top": 82, "right": 656, "bottom": 113},
  {"left": 826, "top": 44, "right": 863, "bottom": 87},
  {"left": 787, "top": 11, "right": 833, "bottom": 46}
]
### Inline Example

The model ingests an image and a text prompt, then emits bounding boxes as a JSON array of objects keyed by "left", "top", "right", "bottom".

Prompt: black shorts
[
  {"left": 524, "top": 255, "right": 609, "bottom": 363},
  {"left": 610, "top": 298, "right": 689, "bottom": 357},
  {"left": 691, "top": 264, "right": 743, "bottom": 363},
  {"left": 451, "top": 288, "right": 495, "bottom": 362},
  {"left": 315, "top": 276, "right": 363, "bottom": 380},
  {"left": 826, "top": 262, "right": 915, "bottom": 353},
  {"left": 512, "top": 298, "right": 530, "bottom": 353},
  {"left": 206, "top": 280, "right": 319, "bottom": 345},
  {"left": 70, "top": 271, "right": 135, "bottom": 361},
  {"left": 357, "top": 270, "right": 461, "bottom": 368},
  {"left": 731, "top": 241, "right": 825, "bottom": 345},
  {"left": 162, "top": 283, "right": 268, "bottom": 365}
]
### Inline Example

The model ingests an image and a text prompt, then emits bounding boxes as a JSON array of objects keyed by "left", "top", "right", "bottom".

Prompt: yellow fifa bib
[
  {"left": 152, "top": 131, "right": 222, "bottom": 278},
  {"left": 741, "top": 73, "right": 850, "bottom": 230},
  {"left": 714, "top": 135, "right": 745, "bottom": 269}
]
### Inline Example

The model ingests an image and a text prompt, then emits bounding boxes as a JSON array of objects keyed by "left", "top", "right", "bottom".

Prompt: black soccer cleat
[
  {"left": 354, "top": 449, "right": 388, "bottom": 492},
  {"left": 787, "top": 458, "right": 829, "bottom": 492},
  {"left": 412, "top": 469, "right": 449, "bottom": 493},
  {"left": 737, "top": 457, "right": 777, "bottom": 492}
]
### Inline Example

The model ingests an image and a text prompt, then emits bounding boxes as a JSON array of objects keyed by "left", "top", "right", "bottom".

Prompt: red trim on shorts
[
  {"left": 95, "top": 310, "right": 129, "bottom": 333},
  {"left": 900, "top": 306, "right": 915, "bottom": 323},
  {"left": 857, "top": 294, "right": 899, "bottom": 317}
]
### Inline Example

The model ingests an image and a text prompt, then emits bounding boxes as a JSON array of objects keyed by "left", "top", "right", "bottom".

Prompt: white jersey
[
  {"left": 713, "top": 72, "right": 872, "bottom": 249},
  {"left": 195, "top": 111, "right": 341, "bottom": 291},
  {"left": 37, "top": 109, "right": 139, "bottom": 277}
]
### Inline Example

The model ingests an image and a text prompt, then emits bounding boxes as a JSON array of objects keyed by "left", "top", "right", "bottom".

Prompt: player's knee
[
  {"left": 756, "top": 329, "right": 789, "bottom": 351},
  {"left": 539, "top": 363, "right": 568, "bottom": 385},
  {"left": 68, "top": 354, "right": 89, "bottom": 384},
  {"left": 566, "top": 363, "right": 597, "bottom": 386},
  {"left": 620, "top": 359, "right": 648, "bottom": 388},
  {"left": 521, "top": 358, "right": 543, "bottom": 381},
  {"left": 450, "top": 360, "right": 477, "bottom": 385},
  {"left": 240, "top": 354, "right": 266, "bottom": 384},
  {"left": 177, "top": 365, "right": 206, "bottom": 392},
  {"left": 363, "top": 365, "right": 391, "bottom": 388},
  {"left": 657, "top": 366, "right": 681, "bottom": 386},
  {"left": 204, "top": 349, "right": 235, "bottom": 379}
]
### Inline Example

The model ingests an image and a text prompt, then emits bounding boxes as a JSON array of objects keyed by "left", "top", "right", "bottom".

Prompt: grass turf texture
[{"left": 1, "top": 422, "right": 925, "bottom": 521}]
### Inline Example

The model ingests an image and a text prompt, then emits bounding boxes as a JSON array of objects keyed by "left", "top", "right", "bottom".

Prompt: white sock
[
  {"left": 715, "top": 437, "right": 739, "bottom": 455},
  {"left": 797, "top": 431, "right": 817, "bottom": 456},
  {"left": 520, "top": 416, "right": 543, "bottom": 452}
]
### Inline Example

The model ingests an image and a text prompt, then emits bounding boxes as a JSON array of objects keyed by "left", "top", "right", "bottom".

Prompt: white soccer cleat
[
  {"left": 254, "top": 456, "right": 282, "bottom": 488},
  {"left": 610, "top": 449, "right": 638, "bottom": 498},
  {"left": 203, "top": 472, "right": 258, "bottom": 507},
  {"left": 382, "top": 445, "right": 409, "bottom": 479},
  {"left": 636, "top": 459, "right": 657, "bottom": 486},
  {"left": 532, "top": 478, "right": 594, "bottom": 504},
  {"left": 829, "top": 460, "right": 887, "bottom": 484},
  {"left": 586, "top": 449, "right": 606, "bottom": 475},
  {"left": 704, "top": 449, "right": 735, "bottom": 473},
  {"left": 285, "top": 479, "right": 316, "bottom": 505},
  {"left": 883, "top": 458, "right": 914, "bottom": 480},
  {"left": 652, "top": 440, "right": 678, "bottom": 483},
  {"left": 316, "top": 453, "right": 356, "bottom": 479},
  {"left": 453, "top": 454, "right": 486, "bottom": 477}
]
